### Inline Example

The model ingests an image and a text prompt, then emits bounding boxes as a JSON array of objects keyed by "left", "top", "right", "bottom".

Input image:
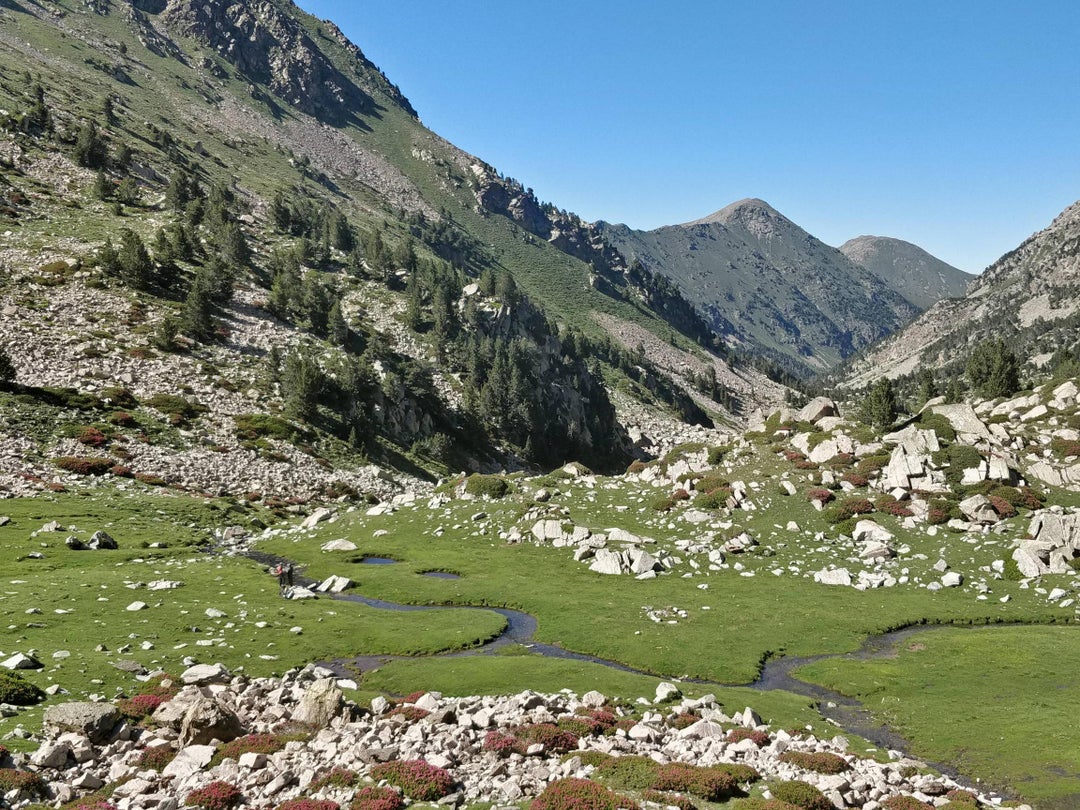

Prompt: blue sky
[{"left": 298, "top": 1, "right": 1080, "bottom": 274}]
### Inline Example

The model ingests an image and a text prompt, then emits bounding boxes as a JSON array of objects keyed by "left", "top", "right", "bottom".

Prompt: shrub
[
  {"left": 145, "top": 393, "right": 206, "bottom": 424},
  {"left": 117, "top": 693, "right": 165, "bottom": 720},
  {"left": 212, "top": 733, "right": 289, "bottom": 765},
  {"left": 185, "top": 781, "right": 242, "bottom": 810},
  {"left": 672, "top": 488, "right": 690, "bottom": 501},
  {"left": 874, "top": 495, "right": 913, "bottom": 517},
  {"left": 768, "top": 781, "right": 833, "bottom": 810},
  {"left": 805, "top": 488, "right": 833, "bottom": 503},
  {"left": 987, "top": 495, "right": 1017, "bottom": 518},
  {"left": 793, "top": 460, "right": 819, "bottom": 470},
  {"left": 842, "top": 472, "right": 870, "bottom": 487},
  {"left": 369, "top": 760, "right": 455, "bottom": 801},
  {"left": 54, "top": 456, "right": 113, "bottom": 475},
  {"left": 650, "top": 496, "right": 677, "bottom": 512},
  {"left": 694, "top": 474, "right": 729, "bottom": 494},
  {"left": 530, "top": 778, "right": 634, "bottom": 810},
  {"left": 627, "top": 460, "right": 648, "bottom": 474},
  {"left": 1051, "top": 436, "right": 1080, "bottom": 459},
  {"left": 235, "top": 413, "right": 300, "bottom": 442},
  {"left": 101, "top": 386, "right": 138, "bottom": 407},
  {"left": 669, "top": 711, "right": 700, "bottom": 730},
  {"left": 517, "top": 722, "right": 580, "bottom": 753},
  {"left": 641, "top": 790, "right": 695, "bottom": 810},
  {"left": 463, "top": 473, "right": 509, "bottom": 499},
  {"left": 350, "top": 787, "right": 404, "bottom": 810},
  {"left": 918, "top": 413, "right": 956, "bottom": 442},
  {"left": 135, "top": 472, "right": 167, "bottom": 486},
  {"left": 881, "top": 797, "right": 933, "bottom": 810},
  {"left": 77, "top": 426, "right": 110, "bottom": 447},
  {"left": 944, "top": 790, "right": 978, "bottom": 804},
  {"left": 558, "top": 715, "right": 608, "bottom": 737},
  {"left": 783, "top": 450, "right": 806, "bottom": 463},
  {"left": 734, "top": 801, "right": 800, "bottom": 810},
  {"left": 0, "top": 671, "right": 46, "bottom": 705},
  {"left": 310, "top": 767, "right": 359, "bottom": 791},
  {"left": 387, "top": 705, "right": 430, "bottom": 722},
  {"left": 706, "top": 445, "right": 728, "bottom": 465},
  {"left": 136, "top": 746, "right": 176, "bottom": 771},
  {"left": 726, "top": 728, "right": 770, "bottom": 747},
  {"left": 652, "top": 764, "right": 739, "bottom": 802},
  {"left": 482, "top": 731, "right": 525, "bottom": 757},
  {"left": 0, "top": 768, "right": 45, "bottom": 795},
  {"left": 276, "top": 801, "right": 339, "bottom": 810},
  {"left": 67, "top": 801, "right": 116, "bottom": 810},
  {"left": 596, "top": 756, "right": 661, "bottom": 790},
  {"left": 711, "top": 763, "right": 760, "bottom": 783},
  {"left": 777, "top": 751, "right": 849, "bottom": 774}
]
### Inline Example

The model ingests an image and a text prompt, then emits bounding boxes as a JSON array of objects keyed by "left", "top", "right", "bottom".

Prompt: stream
[{"left": 243, "top": 549, "right": 996, "bottom": 783}]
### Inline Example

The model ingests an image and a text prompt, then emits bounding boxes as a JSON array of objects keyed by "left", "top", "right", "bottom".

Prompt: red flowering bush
[
  {"left": 987, "top": 495, "right": 1017, "bottom": 518},
  {"left": 118, "top": 693, "right": 166, "bottom": 720},
  {"left": 672, "top": 488, "right": 691, "bottom": 501},
  {"left": 726, "top": 728, "right": 770, "bottom": 746},
  {"left": 874, "top": 495, "right": 913, "bottom": 517},
  {"left": 276, "top": 800, "right": 339, "bottom": 810},
  {"left": 0, "top": 768, "right": 45, "bottom": 795},
  {"left": 400, "top": 691, "right": 425, "bottom": 704},
  {"left": 370, "top": 760, "right": 455, "bottom": 801},
  {"left": 793, "top": 461, "right": 819, "bottom": 470},
  {"left": 777, "top": 751, "right": 850, "bottom": 774},
  {"left": 530, "top": 778, "right": 636, "bottom": 810},
  {"left": 136, "top": 746, "right": 177, "bottom": 771},
  {"left": 805, "top": 488, "right": 834, "bottom": 504},
  {"left": 0, "top": 744, "right": 8, "bottom": 760},
  {"left": 350, "top": 786, "right": 405, "bottom": 810},
  {"left": 517, "top": 723, "right": 580, "bottom": 753},
  {"left": 185, "top": 781, "right": 242, "bottom": 810},
  {"left": 711, "top": 763, "right": 759, "bottom": 783},
  {"left": 651, "top": 764, "right": 739, "bottom": 802},
  {"left": 482, "top": 730, "right": 525, "bottom": 757},
  {"left": 310, "top": 767, "right": 359, "bottom": 791},
  {"left": 77, "top": 426, "right": 110, "bottom": 447},
  {"left": 784, "top": 451, "right": 806, "bottom": 463},
  {"left": 387, "top": 705, "right": 430, "bottom": 722},
  {"left": 842, "top": 472, "right": 870, "bottom": 487},
  {"left": 54, "top": 456, "right": 113, "bottom": 475},
  {"left": 735, "top": 801, "right": 799, "bottom": 810},
  {"left": 944, "top": 789, "right": 978, "bottom": 804}
]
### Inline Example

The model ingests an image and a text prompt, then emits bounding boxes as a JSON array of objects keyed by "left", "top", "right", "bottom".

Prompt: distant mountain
[
  {"left": 839, "top": 235, "right": 972, "bottom": 310},
  {"left": 843, "top": 200, "right": 1080, "bottom": 387},
  {"left": 597, "top": 199, "right": 921, "bottom": 378}
]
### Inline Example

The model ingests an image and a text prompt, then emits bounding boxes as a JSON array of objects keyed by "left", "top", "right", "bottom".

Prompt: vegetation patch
[
  {"left": 350, "top": 787, "right": 404, "bottom": 810},
  {"left": 185, "top": 780, "right": 243, "bottom": 810},
  {"left": 767, "top": 780, "right": 833, "bottom": 810},
  {"left": 777, "top": 751, "right": 849, "bottom": 774},
  {"left": 530, "top": 778, "right": 635, "bottom": 810},
  {"left": 0, "top": 672, "right": 45, "bottom": 705},
  {"left": 369, "top": 760, "right": 455, "bottom": 801},
  {"left": 53, "top": 456, "right": 114, "bottom": 475},
  {"left": 463, "top": 473, "right": 510, "bottom": 499}
]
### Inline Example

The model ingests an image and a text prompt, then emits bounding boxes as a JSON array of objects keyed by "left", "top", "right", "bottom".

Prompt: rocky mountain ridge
[
  {"left": 838, "top": 235, "right": 971, "bottom": 311},
  {"left": 597, "top": 199, "right": 927, "bottom": 379}
]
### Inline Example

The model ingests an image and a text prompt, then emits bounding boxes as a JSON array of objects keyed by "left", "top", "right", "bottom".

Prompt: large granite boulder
[{"left": 43, "top": 702, "right": 120, "bottom": 743}]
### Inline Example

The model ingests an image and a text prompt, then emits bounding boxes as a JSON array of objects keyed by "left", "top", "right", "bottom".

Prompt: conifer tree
[
  {"left": 74, "top": 120, "right": 108, "bottom": 169},
  {"left": 966, "top": 338, "right": 1020, "bottom": 399},
  {"left": 117, "top": 229, "right": 153, "bottom": 290},
  {"left": 0, "top": 344, "right": 16, "bottom": 386},
  {"left": 859, "top": 377, "right": 899, "bottom": 428}
]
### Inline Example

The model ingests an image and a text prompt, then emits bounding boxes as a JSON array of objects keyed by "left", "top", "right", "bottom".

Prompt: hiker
[
  {"left": 277, "top": 564, "right": 288, "bottom": 595},
  {"left": 285, "top": 563, "right": 294, "bottom": 587}
]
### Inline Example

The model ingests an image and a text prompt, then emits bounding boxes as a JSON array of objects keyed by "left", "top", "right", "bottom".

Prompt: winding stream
[{"left": 243, "top": 549, "right": 1003, "bottom": 783}]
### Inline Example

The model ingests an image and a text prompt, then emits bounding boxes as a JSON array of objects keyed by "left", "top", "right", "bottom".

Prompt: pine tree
[
  {"left": 117, "top": 229, "right": 153, "bottom": 290},
  {"left": 283, "top": 350, "right": 323, "bottom": 421},
  {"left": 270, "top": 191, "right": 291, "bottom": 232},
  {"left": 300, "top": 276, "right": 332, "bottom": 336},
  {"left": 116, "top": 177, "right": 139, "bottom": 206},
  {"left": 859, "top": 378, "right": 899, "bottom": 428},
  {"left": 966, "top": 338, "right": 1020, "bottom": 399},
  {"left": 74, "top": 121, "right": 108, "bottom": 169},
  {"left": 179, "top": 267, "right": 217, "bottom": 341},
  {"left": 327, "top": 300, "right": 348, "bottom": 346},
  {"left": 0, "top": 344, "right": 16, "bottom": 386},
  {"left": 916, "top": 368, "right": 937, "bottom": 405},
  {"left": 21, "top": 84, "right": 50, "bottom": 134},
  {"left": 92, "top": 170, "right": 111, "bottom": 200}
]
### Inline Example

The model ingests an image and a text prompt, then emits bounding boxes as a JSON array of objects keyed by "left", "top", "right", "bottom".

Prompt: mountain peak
[{"left": 683, "top": 198, "right": 786, "bottom": 227}]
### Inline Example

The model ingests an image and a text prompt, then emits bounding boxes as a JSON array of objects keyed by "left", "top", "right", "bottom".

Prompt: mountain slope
[
  {"left": 839, "top": 235, "right": 972, "bottom": 310},
  {"left": 843, "top": 200, "right": 1080, "bottom": 386},
  {"left": 0, "top": 0, "right": 787, "bottom": 498},
  {"left": 597, "top": 199, "right": 921, "bottom": 378}
]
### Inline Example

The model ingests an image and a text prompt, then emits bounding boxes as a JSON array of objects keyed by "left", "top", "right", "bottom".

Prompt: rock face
[
  {"left": 20, "top": 667, "right": 995, "bottom": 810},
  {"left": 1013, "top": 511, "right": 1080, "bottom": 576},
  {"left": 42, "top": 702, "right": 120, "bottom": 743}
]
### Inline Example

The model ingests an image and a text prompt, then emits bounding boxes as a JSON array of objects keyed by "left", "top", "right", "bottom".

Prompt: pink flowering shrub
[
  {"left": 184, "top": 781, "right": 242, "bottom": 810},
  {"left": 136, "top": 746, "right": 177, "bottom": 771},
  {"left": 370, "top": 760, "right": 455, "bottom": 801},
  {"left": 350, "top": 787, "right": 405, "bottom": 810},
  {"left": 769, "top": 781, "right": 833, "bottom": 810},
  {"left": 117, "top": 693, "right": 166, "bottom": 720},
  {"left": 806, "top": 488, "right": 834, "bottom": 504},
  {"left": 70, "top": 803, "right": 118, "bottom": 810},
  {"left": 482, "top": 730, "right": 525, "bottom": 757},
  {"left": 213, "top": 733, "right": 288, "bottom": 764},
  {"left": 669, "top": 711, "right": 700, "bottom": 730},
  {"left": 530, "top": 778, "right": 636, "bottom": 810},
  {"left": 881, "top": 797, "right": 933, "bottom": 810},
  {"left": 275, "top": 800, "right": 339, "bottom": 810}
]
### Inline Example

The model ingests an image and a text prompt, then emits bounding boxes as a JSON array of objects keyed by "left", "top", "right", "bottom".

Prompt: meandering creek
[{"left": 244, "top": 550, "right": 989, "bottom": 783}]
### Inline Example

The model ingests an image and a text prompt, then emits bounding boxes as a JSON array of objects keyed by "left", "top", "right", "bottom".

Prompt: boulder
[
  {"left": 588, "top": 549, "right": 624, "bottom": 575},
  {"left": 959, "top": 494, "right": 999, "bottom": 524},
  {"left": 301, "top": 507, "right": 334, "bottom": 529},
  {"left": 797, "top": 397, "right": 838, "bottom": 424},
  {"left": 316, "top": 575, "right": 353, "bottom": 593},
  {"left": 181, "top": 663, "right": 232, "bottom": 685},
  {"left": 292, "top": 678, "right": 345, "bottom": 727},
  {"left": 43, "top": 702, "right": 120, "bottom": 743},
  {"left": 178, "top": 695, "right": 245, "bottom": 746},
  {"left": 320, "top": 539, "right": 357, "bottom": 552},
  {"left": 88, "top": 530, "right": 118, "bottom": 550},
  {"left": 1, "top": 652, "right": 42, "bottom": 670},
  {"left": 853, "top": 520, "right": 894, "bottom": 545},
  {"left": 161, "top": 744, "right": 216, "bottom": 778},
  {"left": 814, "top": 568, "right": 852, "bottom": 586}
]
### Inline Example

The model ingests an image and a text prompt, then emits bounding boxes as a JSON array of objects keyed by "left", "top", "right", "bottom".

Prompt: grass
[
  {"left": 0, "top": 490, "right": 504, "bottom": 746},
  {"left": 793, "top": 626, "right": 1080, "bottom": 809}
]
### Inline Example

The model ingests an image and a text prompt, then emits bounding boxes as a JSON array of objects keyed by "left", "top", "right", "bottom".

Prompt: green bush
[
  {"left": 53, "top": 456, "right": 114, "bottom": 475},
  {"left": 145, "top": 393, "right": 206, "bottom": 424},
  {"left": 0, "top": 768, "right": 45, "bottom": 795},
  {"left": 652, "top": 763, "right": 740, "bottom": 802},
  {"left": 234, "top": 413, "right": 300, "bottom": 442},
  {"left": 530, "top": 778, "right": 633, "bottom": 810},
  {"left": 777, "top": 751, "right": 849, "bottom": 774},
  {"left": 734, "top": 800, "right": 800, "bottom": 810},
  {"left": 463, "top": 473, "right": 509, "bottom": 499},
  {"left": 0, "top": 672, "right": 45, "bottom": 705},
  {"left": 768, "top": 781, "right": 833, "bottom": 810},
  {"left": 918, "top": 412, "right": 956, "bottom": 442},
  {"left": 707, "top": 444, "right": 730, "bottom": 465},
  {"left": 596, "top": 755, "right": 661, "bottom": 790}
]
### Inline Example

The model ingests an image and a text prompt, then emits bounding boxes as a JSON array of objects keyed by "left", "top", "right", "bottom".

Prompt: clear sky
[{"left": 297, "top": 1, "right": 1080, "bottom": 274}]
